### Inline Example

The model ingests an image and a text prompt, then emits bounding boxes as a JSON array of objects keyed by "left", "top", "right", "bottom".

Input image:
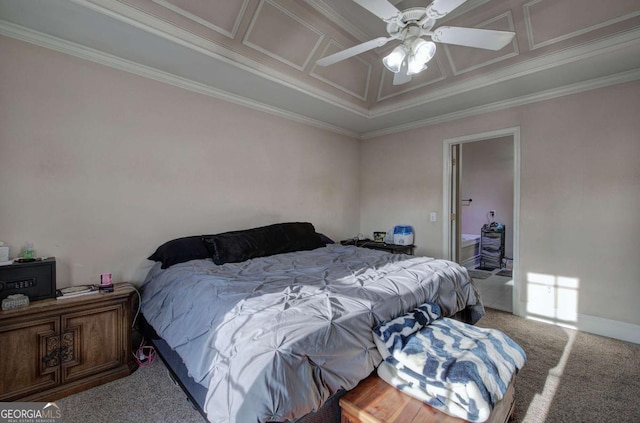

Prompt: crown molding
[
  {"left": 2, "top": 0, "right": 638, "bottom": 140},
  {"left": 361, "top": 68, "right": 640, "bottom": 139},
  {"left": 151, "top": 0, "right": 249, "bottom": 39},
  {"left": 73, "top": 0, "right": 371, "bottom": 117},
  {"left": 369, "top": 27, "right": 640, "bottom": 118},
  {"left": 21, "top": 0, "right": 640, "bottom": 128},
  {"left": 0, "top": 20, "right": 359, "bottom": 138},
  {"left": 3, "top": 16, "right": 636, "bottom": 141}
]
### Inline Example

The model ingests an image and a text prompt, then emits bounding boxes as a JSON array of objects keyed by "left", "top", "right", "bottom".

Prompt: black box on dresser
[{"left": 0, "top": 258, "right": 56, "bottom": 301}]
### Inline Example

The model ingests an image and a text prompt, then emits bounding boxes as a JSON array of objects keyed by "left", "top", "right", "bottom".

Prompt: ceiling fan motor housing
[{"left": 386, "top": 8, "right": 436, "bottom": 36}]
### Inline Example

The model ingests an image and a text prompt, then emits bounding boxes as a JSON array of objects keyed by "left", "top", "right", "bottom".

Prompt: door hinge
[
  {"left": 451, "top": 213, "right": 456, "bottom": 222},
  {"left": 452, "top": 157, "right": 457, "bottom": 166}
]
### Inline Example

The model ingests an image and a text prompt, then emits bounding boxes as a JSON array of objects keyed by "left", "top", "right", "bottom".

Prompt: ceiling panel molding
[
  {"left": 436, "top": 0, "right": 494, "bottom": 24},
  {"left": 444, "top": 11, "right": 519, "bottom": 76},
  {"left": 309, "top": 39, "right": 372, "bottom": 101},
  {"left": 376, "top": 56, "right": 448, "bottom": 102},
  {"left": 150, "top": 0, "right": 250, "bottom": 39},
  {"left": 77, "top": 0, "right": 370, "bottom": 116},
  {"left": 370, "top": 28, "right": 640, "bottom": 117},
  {"left": 524, "top": 0, "right": 640, "bottom": 50},
  {"left": 303, "top": 0, "right": 370, "bottom": 43},
  {"left": 243, "top": 0, "right": 325, "bottom": 71},
  {"left": 2, "top": 0, "right": 639, "bottom": 137},
  {"left": 0, "top": 19, "right": 359, "bottom": 138}
]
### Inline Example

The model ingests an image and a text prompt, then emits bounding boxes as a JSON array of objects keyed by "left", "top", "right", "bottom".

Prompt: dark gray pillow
[
  {"left": 203, "top": 222, "right": 324, "bottom": 265},
  {"left": 148, "top": 236, "right": 210, "bottom": 269},
  {"left": 317, "top": 233, "right": 334, "bottom": 245}
]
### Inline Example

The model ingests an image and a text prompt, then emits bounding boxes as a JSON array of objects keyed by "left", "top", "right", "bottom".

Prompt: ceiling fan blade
[
  {"left": 393, "top": 58, "right": 412, "bottom": 85},
  {"left": 316, "top": 36, "right": 394, "bottom": 67},
  {"left": 432, "top": 26, "right": 515, "bottom": 50},
  {"left": 352, "top": 0, "right": 401, "bottom": 20},
  {"left": 426, "top": 0, "right": 468, "bottom": 19}
]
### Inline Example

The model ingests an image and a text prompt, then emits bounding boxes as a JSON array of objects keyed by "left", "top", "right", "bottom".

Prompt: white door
[{"left": 450, "top": 144, "right": 461, "bottom": 263}]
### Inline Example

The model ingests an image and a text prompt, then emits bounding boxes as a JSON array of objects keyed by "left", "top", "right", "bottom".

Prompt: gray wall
[{"left": 0, "top": 37, "right": 361, "bottom": 286}]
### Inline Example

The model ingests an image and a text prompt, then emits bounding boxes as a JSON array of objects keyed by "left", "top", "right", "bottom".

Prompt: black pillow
[
  {"left": 148, "top": 236, "right": 210, "bottom": 269},
  {"left": 317, "top": 233, "right": 334, "bottom": 245},
  {"left": 203, "top": 222, "right": 324, "bottom": 265}
]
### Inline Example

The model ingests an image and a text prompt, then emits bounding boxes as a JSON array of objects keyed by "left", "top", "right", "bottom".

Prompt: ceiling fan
[{"left": 316, "top": 0, "right": 516, "bottom": 85}]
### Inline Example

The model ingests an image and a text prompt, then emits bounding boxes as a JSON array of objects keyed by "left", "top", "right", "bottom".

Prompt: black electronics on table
[{"left": 0, "top": 258, "right": 56, "bottom": 301}]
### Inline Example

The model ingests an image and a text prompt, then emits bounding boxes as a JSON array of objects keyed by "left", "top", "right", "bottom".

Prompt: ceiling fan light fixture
[
  {"left": 383, "top": 45, "right": 407, "bottom": 73},
  {"left": 407, "top": 58, "right": 427, "bottom": 75},
  {"left": 406, "top": 39, "right": 436, "bottom": 75},
  {"left": 412, "top": 39, "right": 436, "bottom": 64}
]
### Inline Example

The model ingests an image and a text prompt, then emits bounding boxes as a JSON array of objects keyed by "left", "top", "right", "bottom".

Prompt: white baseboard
[
  {"left": 515, "top": 302, "right": 640, "bottom": 344},
  {"left": 576, "top": 313, "right": 640, "bottom": 344}
]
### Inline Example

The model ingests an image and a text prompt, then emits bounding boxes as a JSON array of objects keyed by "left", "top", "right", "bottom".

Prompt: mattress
[{"left": 141, "top": 244, "right": 484, "bottom": 422}]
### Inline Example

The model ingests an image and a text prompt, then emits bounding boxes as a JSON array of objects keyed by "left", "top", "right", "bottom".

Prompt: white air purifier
[{"left": 393, "top": 225, "right": 414, "bottom": 245}]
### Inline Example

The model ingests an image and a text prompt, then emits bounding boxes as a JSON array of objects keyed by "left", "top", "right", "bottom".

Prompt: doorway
[{"left": 442, "top": 127, "right": 521, "bottom": 315}]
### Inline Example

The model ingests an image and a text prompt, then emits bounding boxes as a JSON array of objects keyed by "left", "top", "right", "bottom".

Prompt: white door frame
[{"left": 442, "top": 127, "right": 522, "bottom": 316}]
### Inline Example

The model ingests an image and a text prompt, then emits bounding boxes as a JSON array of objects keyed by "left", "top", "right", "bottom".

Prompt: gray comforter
[{"left": 141, "top": 244, "right": 484, "bottom": 422}]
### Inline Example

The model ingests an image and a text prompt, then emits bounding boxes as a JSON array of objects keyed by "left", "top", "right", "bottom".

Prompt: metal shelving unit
[{"left": 479, "top": 224, "right": 505, "bottom": 270}]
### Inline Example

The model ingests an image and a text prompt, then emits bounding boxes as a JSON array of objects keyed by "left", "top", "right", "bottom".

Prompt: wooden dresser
[
  {"left": 340, "top": 374, "right": 515, "bottom": 423},
  {"left": 0, "top": 283, "right": 138, "bottom": 401}
]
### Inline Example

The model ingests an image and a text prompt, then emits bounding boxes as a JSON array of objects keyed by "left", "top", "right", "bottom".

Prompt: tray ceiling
[{"left": 1, "top": 0, "right": 639, "bottom": 138}]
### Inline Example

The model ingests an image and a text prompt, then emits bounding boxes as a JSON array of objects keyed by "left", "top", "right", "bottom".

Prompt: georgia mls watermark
[{"left": 0, "top": 402, "right": 63, "bottom": 423}]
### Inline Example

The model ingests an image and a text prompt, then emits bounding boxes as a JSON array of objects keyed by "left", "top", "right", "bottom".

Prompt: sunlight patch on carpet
[{"left": 523, "top": 328, "right": 576, "bottom": 423}]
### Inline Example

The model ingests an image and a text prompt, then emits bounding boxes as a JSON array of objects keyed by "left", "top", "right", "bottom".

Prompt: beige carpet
[
  {"left": 476, "top": 309, "right": 640, "bottom": 423},
  {"left": 58, "top": 358, "right": 204, "bottom": 422},
  {"left": 57, "top": 308, "right": 640, "bottom": 422}
]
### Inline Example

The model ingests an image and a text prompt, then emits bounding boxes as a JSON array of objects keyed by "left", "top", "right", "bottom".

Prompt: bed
[{"left": 140, "top": 223, "right": 485, "bottom": 422}]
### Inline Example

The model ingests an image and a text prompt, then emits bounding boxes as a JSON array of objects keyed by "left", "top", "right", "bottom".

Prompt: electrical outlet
[
  {"left": 430, "top": 212, "right": 437, "bottom": 222},
  {"left": 489, "top": 210, "right": 496, "bottom": 218}
]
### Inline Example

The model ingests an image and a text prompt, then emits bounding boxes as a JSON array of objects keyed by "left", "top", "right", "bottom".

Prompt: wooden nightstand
[{"left": 0, "top": 283, "right": 138, "bottom": 401}]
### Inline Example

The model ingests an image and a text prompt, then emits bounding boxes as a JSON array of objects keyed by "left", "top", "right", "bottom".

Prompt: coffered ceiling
[{"left": 1, "top": 0, "right": 639, "bottom": 138}]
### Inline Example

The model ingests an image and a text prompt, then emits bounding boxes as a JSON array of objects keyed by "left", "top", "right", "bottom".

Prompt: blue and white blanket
[{"left": 373, "top": 303, "right": 526, "bottom": 422}]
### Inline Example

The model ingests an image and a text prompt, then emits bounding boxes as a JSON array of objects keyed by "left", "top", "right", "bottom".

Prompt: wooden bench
[{"left": 339, "top": 374, "right": 515, "bottom": 423}]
